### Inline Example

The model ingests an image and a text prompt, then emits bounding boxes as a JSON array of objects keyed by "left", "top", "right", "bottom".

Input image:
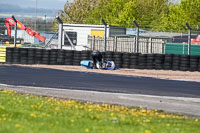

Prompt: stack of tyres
[
  {"left": 101, "top": 52, "right": 105, "bottom": 61},
  {"left": 172, "top": 54, "right": 180, "bottom": 71},
  {"left": 64, "top": 50, "right": 73, "bottom": 65},
  {"left": 180, "top": 55, "right": 190, "bottom": 71},
  {"left": 49, "top": 49, "right": 58, "bottom": 65},
  {"left": 138, "top": 54, "right": 147, "bottom": 69},
  {"left": 20, "top": 48, "right": 28, "bottom": 64},
  {"left": 146, "top": 54, "right": 155, "bottom": 69},
  {"left": 198, "top": 57, "right": 200, "bottom": 72},
  {"left": 81, "top": 50, "right": 91, "bottom": 61},
  {"left": 113, "top": 52, "right": 122, "bottom": 68},
  {"left": 27, "top": 48, "right": 35, "bottom": 64},
  {"left": 12, "top": 48, "right": 20, "bottom": 64},
  {"left": 189, "top": 55, "right": 199, "bottom": 72},
  {"left": 122, "top": 53, "right": 130, "bottom": 68},
  {"left": 6, "top": 47, "right": 13, "bottom": 64},
  {"left": 129, "top": 53, "right": 139, "bottom": 69},
  {"left": 57, "top": 49, "right": 65, "bottom": 65},
  {"left": 155, "top": 54, "right": 164, "bottom": 70},
  {"left": 104, "top": 51, "right": 114, "bottom": 61},
  {"left": 164, "top": 54, "right": 173, "bottom": 70},
  {"left": 35, "top": 49, "right": 43, "bottom": 64},
  {"left": 73, "top": 51, "right": 81, "bottom": 66},
  {"left": 42, "top": 49, "right": 50, "bottom": 64}
]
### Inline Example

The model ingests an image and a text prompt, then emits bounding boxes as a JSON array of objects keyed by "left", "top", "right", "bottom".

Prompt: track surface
[{"left": 0, "top": 65, "right": 200, "bottom": 98}]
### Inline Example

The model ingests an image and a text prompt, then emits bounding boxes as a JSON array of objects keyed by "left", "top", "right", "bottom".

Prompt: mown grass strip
[{"left": 0, "top": 89, "right": 199, "bottom": 133}]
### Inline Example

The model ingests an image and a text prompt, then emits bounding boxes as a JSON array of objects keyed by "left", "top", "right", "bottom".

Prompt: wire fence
[
  {"left": 1, "top": 17, "right": 200, "bottom": 55},
  {"left": 88, "top": 36, "right": 165, "bottom": 54},
  {"left": 0, "top": 18, "right": 57, "bottom": 47}
]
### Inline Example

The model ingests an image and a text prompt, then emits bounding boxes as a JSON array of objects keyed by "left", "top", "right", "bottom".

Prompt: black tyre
[
  {"left": 122, "top": 64, "right": 129, "bottom": 68},
  {"left": 113, "top": 52, "right": 123, "bottom": 58}
]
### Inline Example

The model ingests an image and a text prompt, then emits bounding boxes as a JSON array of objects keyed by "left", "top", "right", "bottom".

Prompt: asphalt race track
[{"left": 0, "top": 65, "right": 200, "bottom": 98}]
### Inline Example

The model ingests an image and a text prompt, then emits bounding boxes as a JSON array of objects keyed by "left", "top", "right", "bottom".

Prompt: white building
[{"left": 62, "top": 24, "right": 126, "bottom": 50}]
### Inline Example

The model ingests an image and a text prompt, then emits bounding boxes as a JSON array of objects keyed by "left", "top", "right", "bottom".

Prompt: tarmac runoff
[{"left": 0, "top": 83, "right": 200, "bottom": 118}]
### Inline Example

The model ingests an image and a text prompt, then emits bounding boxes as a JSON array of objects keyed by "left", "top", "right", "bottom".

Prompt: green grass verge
[{"left": 0, "top": 89, "right": 199, "bottom": 133}]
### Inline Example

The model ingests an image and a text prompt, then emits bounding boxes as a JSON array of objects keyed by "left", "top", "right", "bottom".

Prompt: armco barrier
[
  {"left": 5, "top": 47, "right": 200, "bottom": 72},
  {"left": 0, "top": 47, "right": 6, "bottom": 63}
]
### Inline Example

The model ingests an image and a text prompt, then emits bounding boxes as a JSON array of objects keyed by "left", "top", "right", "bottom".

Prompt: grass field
[{"left": 0, "top": 89, "right": 199, "bottom": 133}]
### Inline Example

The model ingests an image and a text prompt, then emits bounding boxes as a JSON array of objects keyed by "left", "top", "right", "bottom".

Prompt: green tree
[
  {"left": 155, "top": 0, "right": 200, "bottom": 32},
  {"left": 86, "top": 0, "right": 168, "bottom": 28},
  {"left": 59, "top": 0, "right": 200, "bottom": 32},
  {"left": 134, "top": 0, "right": 169, "bottom": 29},
  {"left": 86, "top": 0, "right": 130, "bottom": 25},
  {"left": 62, "top": 0, "right": 97, "bottom": 24},
  {"left": 116, "top": 0, "right": 137, "bottom": 27}
]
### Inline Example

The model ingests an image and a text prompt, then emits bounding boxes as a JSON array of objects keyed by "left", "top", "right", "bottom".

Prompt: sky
[{"left": 0, "top": 0, "right": 69, "bottom": 10}]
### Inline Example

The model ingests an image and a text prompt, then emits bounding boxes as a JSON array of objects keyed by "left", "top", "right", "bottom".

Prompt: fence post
[
  {"left": 150, "top": 38, "right": 153, "bottom": 53},
  {"left": 162, "top": 42, "right": 165, "bottom": 54},
  {"left": 93, "top": 36, "right": 95, "bottom": 50},
  {"left": 146, "top": 38, "right": 149, "bottom": 53},
  {"left": 114, "top": 36, "right": 118, "bottom": 52},
  {"left": 133, "top": 20, "right": 139, "bottom": 53},
  {"left": 102, "top": 19, "right": 107, "bottom": 52},
  {"left": 56, "top": 16, "right": 63, "bottom": 49},
  {"left": 12, "top": 16, "right": 17, "bottom": 47},
  {"left": 186, "top": 22, "right": 191, "bottom": 55}
]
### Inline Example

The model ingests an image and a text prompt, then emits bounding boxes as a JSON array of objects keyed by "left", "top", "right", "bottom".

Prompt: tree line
[{"left": 60, "top": 0, "right": 200, "bottom": 32}]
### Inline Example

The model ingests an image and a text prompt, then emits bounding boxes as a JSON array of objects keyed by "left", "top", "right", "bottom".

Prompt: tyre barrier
[
  {"left": 20, "top": 48, "right": 28, "bottom": 64},
  {"left": 138, "top": 54, "right": 147, "bottom": 69},
  {"left": 0, "top": 47, "right": 6, "bottom": 63},
  {"left": 5, "top": 47, "right": 200, "bottom": 72},
  {"left": 155, "top": 54, "right": 165, "bottom": 70},
  {"left": 122, "top": 52, "right": 130, "bottom": 68},
  {"left": 198, "top": 58, "right": 200, "bottom": 72},
  {"left": 6, "top": 47, "right": 13, "bottom": 64},
  {"left": 28, "top": 48, "right": 36, "bottom": 64},
  {"left": 164, "top": 54, "right": 173, "bottom": 70},
  {"left": 35, "top": 49, "right": 43, "bottom": 64},
  {"left": 57, "top": 49, "right": 65, "bottom": 65},
  {"left": 180, "top": 55, "right": 190, "bottom": 71},
  {"left": 172, "top": 54, "right": 180, "bottom": 71},
  {"left": 12, "top": 47, "right": 20, "bottom": 64},
  {"left": 42, "top": 49, "right": 50, "bottom": 65},
  {"left": 49, "top": 49, "right": 58, "bottom": 65},
  {"left": 146, "top": 54, "right": 155, "bottom": 69},
  {"left": 81, "top": 50, "right": 91, "bottom": 60},
  {"left": 129, "top": 53, "right": 139, "bottom": 69},
  {"left": 113, "top": 52, "right": 122, "bottom": 68},
  {"left": 104, "top": 51, "right": 114, "bottom": 61},
  {"left": 73, "top": 51, "right": 81, "bottom": 66},
  {"left": 189, "top": 55, "right": 199, "bottom": 72}
]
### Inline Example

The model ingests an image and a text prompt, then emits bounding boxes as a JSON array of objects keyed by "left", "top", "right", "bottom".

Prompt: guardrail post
[
  {"left": 12, "top": 16, "right": 17, "bottom": 47},
  {"left": 56, "top": 16, "right": 63, "bottom": 49},
  {"left": 133, "top": 20, "right": 139, "bottom": 53},
  {"left": 186, "top": 22, "right": 191, "bottom": 55},
  {"left": 102, "top": 19, "right": 107, "bottom": 52}
]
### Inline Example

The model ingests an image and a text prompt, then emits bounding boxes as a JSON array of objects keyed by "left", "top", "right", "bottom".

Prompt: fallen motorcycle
[{"left": 80, "top": 60, "right": 117, "bottom": 70}]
